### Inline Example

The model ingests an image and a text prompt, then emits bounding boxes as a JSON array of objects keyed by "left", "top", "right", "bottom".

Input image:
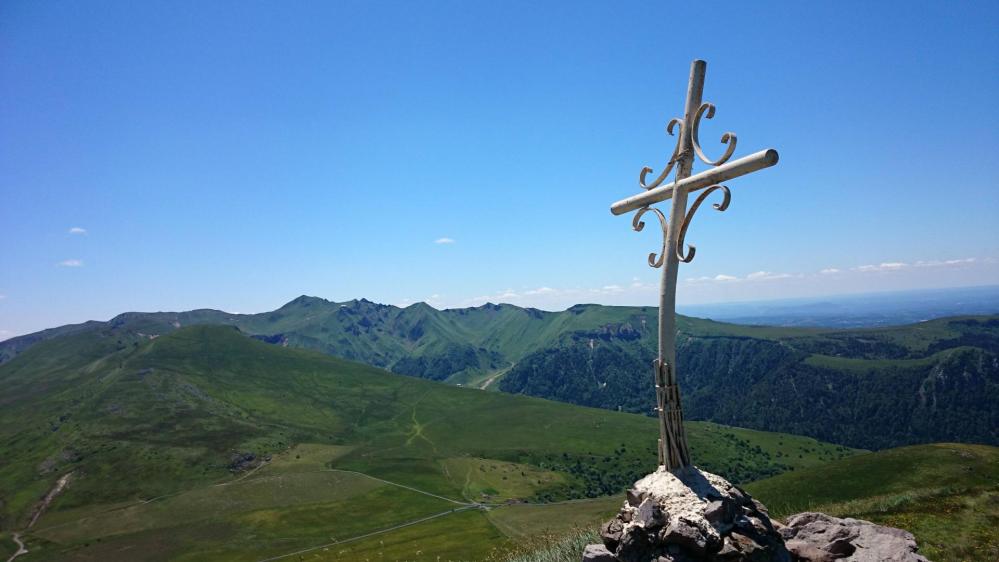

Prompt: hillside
[
  {"left": 3, "top": 298, "right": 997, "bottom": 450},
  {"left": 746, "top": 443, "right": 999, "bottom": 562},
  {"left": 0, "top": 325, "right": 855, "bottom": 561},
  {"left": 505, "top": 443, "right": 999, "bottom": 562}
]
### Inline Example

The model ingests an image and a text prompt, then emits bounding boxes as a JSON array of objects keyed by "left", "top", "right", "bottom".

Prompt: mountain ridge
[{"left": 3, "top": 296, "right": 997, "bottom": 450}]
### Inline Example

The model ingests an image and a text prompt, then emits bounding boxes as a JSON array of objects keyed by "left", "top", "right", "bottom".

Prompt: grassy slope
[
  {"left": 746, "top": 443, "right": 999, "bottom": 562},
  {"left": 1, "top": 326, "right": 855, "bottom": 561},
  {"left": 3, "top": 301, "right": 995, "bottom": 450}
]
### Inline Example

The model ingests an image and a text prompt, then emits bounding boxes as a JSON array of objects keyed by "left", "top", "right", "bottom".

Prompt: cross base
[{"left": 654, "top": 359, "right": 691, "bottom": 470}]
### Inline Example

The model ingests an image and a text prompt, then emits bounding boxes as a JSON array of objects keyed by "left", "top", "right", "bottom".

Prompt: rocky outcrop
[
  {"left": 589, "top": 466, "right": 791, "bottom": 562},
  {"left": 582, "top": 473, "right": 931, "bottom": 562},
  {"left": 779, "top": 512, "right": 929, "bottom": 562}
]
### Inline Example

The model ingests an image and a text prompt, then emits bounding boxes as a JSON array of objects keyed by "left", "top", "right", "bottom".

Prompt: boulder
[
  {"left": 780, "top": 512, "right": 929, "bottom": 562},
  {"left": 596, "top": 467, "right": 790, "bottom": 562}
]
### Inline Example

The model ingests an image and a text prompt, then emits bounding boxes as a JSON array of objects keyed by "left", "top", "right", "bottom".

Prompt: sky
[{"left": 2, "top": 1, "right": 998, "bottom": 339}]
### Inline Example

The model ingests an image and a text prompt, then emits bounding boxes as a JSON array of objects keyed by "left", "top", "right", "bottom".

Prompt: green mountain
[
  {"left": 501, "top": 314, "right": 999, "bottom": 450},
  {"left": 0, "top": 325, "right": 855, "bottom": 561},
  {"left": 746, "top": 443, "right": 999, "bottom": 562},
  {"left": 3, "top": 298, "right": 997, "bottom": 450}
]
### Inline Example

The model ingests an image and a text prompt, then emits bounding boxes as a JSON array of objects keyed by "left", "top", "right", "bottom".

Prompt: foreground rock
[
  {"left": 779, "top": 512, "right": 929, "bottom": 562},
  {"left": 588, "top": 466, "right": 790, "bottom": 562},
  {"left": 581, "top": 469, "right": 931, "bottom": 562}
]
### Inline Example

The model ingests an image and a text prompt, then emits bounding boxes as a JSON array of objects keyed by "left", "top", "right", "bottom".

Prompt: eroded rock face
[
  {"left": 779, "top": 512, "right": 929, "bottom": 562},
  {"left": 590, "top": 467, "right": 791, "bottom": 562}
]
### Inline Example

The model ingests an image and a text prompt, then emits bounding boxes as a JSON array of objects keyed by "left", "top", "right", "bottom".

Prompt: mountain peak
[{"left": 282, "top": 295, "right": 329, "bottom": 308}]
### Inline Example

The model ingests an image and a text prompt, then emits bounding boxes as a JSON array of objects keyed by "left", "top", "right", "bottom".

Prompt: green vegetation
[
  {"left": 509, "top": 444, "right": 999, "bottom": 562},
  {"left": 500, "top": 315, "right": 999, "bottom": 449},
  {"left": 4, "top": 298, "right": 995, "bottom": 451},
  {"left": 499, "top": 528, "right": 601, "bottom": 562},
  {"left": 747, "top": 443, "right": 999, "bottom": 562},
  {"left": 488, "top": 497, "right": 621, "bottom": 539},
  {"left": 1, "top": 325, "right": 857, "bottom": 560}
]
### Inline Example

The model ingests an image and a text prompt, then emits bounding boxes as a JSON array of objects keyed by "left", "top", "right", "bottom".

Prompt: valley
[
  {"left": 2, "top": 301, "right": 996, "bottom": 560},
  {"left": 1, "top": 326, "right": 856, "bottom": 561}
]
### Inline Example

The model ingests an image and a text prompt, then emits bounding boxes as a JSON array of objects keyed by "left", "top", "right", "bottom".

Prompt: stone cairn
[
  {"left": 586, "top": 466, "right": 790, "bottom": 562},
  {"left": 583, "top": 468, "right": 930, "bottom": 562}
]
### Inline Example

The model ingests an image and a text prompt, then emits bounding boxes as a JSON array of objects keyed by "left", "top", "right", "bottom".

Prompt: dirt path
[
  {"left": 254, "top": 506, "right": 476, "bottom": 562},
  {"left": 252, "top": 468, "right": 499, "bottom": 562},
  {"left": 22, "top": 464, "right": 493, "bottom": 562},
  {"left": 27, "top": 472, "right": 72, "bottom": 529},
  {"left": 478, "top": 362, "right": 515, "bottom": 390},
  {"left": 5, "top": 534, "right": 27, "bottom": 562},
  {"left": 8, "top": 471, "right": 73, "bottom": 561},
  {"left": 324, "top": 468, "right": 476, "bottom": 507}
]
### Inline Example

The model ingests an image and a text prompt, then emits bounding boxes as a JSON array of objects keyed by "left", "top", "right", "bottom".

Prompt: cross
[{"left": 609, "top": 60, "right": 779, "bottom": 471}]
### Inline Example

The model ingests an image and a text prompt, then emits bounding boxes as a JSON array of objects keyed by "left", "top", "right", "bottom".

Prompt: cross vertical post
[{"left": 611, "top": 59, "right": 779, "bottom": 471}]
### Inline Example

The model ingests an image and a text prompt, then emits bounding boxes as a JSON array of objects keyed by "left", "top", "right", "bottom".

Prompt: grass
[
  {"left": 510, "top": 443, "right": 999, "bottom": 562},
  {"left": 487, "top": 497, "right": 621, "bottom": 539},
  {"left": 746, "top": 443, "right": 999, "bottom": 562},
  {"left": 496, "top": 528, "right": 600, "bottom": 562},
  {"left": 0, "top": 326, "right": 864, "bottom": 560},
  {"left": 319, "top": 509, "right": 508, "bottom": 562},
  {"left": 441, "top": 458, "right": 565, "bottom": 502},
  {"left": 802, "top": 347, "right": 977, "bottom": 371}
]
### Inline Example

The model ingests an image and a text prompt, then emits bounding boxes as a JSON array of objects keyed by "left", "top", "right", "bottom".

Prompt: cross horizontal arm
[{"left": 609, "top": 149, "right": 779, "bottom": 216}]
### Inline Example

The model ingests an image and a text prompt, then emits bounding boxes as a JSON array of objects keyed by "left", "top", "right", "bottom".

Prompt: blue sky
[{"left": 2, "top": 1, "right": 997, "bottom": 338}]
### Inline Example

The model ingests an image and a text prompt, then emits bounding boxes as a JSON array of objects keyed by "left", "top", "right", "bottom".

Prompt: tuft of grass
[{"left": 494, "top": 528, "right": 600, "bottom": 562}]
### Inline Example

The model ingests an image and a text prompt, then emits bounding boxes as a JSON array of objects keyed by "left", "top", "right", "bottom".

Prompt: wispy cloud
[
  {"left": 746, "top": 271, "right": 793, "bottom": 281},
  {"left": 421, "top": 254, "right": 995, "bottom": 311},
  {"left": 58, "top": 259, "right": 84, "bottom": 267},
  {"left": 854, "top": 262, "right": 907, "bottom": 272},
  {"left": 686, "top": 271, "right": 791, "bottom": 283},
  {"left": 68, "top": 227, "right": 87, "bottom": 235},
  {"left": 852, "top": 258, "right": 977, "bottom": 273},
  {"left": 434, "top": 237, "right": 455, "bottom": 245},
  {"left": 525, "top": 286, "right": 556, "bottom": 295},
  {"left": 914, "top": 258, "right": 976, "bottom": 267},
  {"left": 464, "top": 284, "right": 633, "bottom": 307}
]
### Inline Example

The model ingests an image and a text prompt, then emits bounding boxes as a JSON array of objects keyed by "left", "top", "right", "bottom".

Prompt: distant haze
[{"left": 678, "top": 285, "right": 999, "bottom": 328}]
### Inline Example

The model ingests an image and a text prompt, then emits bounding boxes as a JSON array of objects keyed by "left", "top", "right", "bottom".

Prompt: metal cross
[{"left": 609, "top": 60, "right": 779, "bottom": 471}]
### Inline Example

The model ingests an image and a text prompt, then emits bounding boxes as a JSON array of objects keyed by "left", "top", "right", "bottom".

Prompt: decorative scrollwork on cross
[
  {"left": 691, "top": 103, "right": 737, "bottom": 167},
  {"left": 639, "top": 118, "right": 683, "bottom": 190},
  {"left": 675, "top": 185, "right": 731, "bottom": 263},
  {"left": 611, "top": 60, "right": 780, "bottom": 472},
  {"left": 632, "top": 206, "right": 669, "bottom": 268}
]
